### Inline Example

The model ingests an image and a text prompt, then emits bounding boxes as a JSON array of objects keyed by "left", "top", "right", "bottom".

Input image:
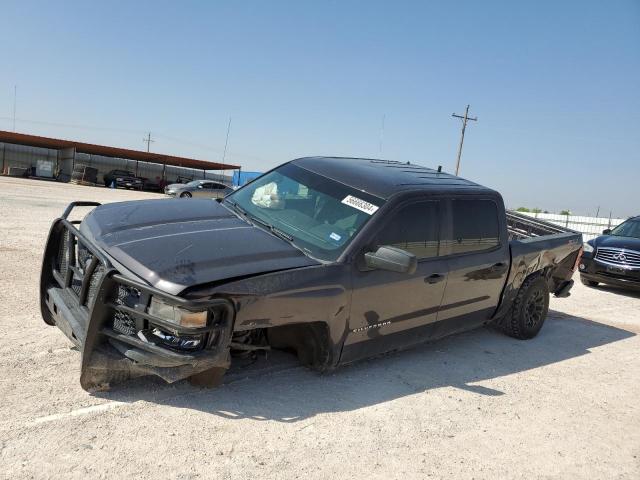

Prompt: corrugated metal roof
[{"left": 0, "top": 130, "right": 239, "bottom": 171}]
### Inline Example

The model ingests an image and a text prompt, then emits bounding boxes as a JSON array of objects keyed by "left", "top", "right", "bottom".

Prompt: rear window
[{"left": 448, "top": 199, "right": 500, "bottom": 254}]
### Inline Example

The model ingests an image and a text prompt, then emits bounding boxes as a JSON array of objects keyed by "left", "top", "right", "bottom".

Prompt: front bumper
[
  {"left": 40, "top": 202, "right": 234, "bottom": 390},
  {"left": 579, "top": 255, "right": 640, "bottom": 291}
]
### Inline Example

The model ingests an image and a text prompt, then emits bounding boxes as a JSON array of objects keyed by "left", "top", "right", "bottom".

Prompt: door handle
[{"left": 424, "top": 273, "right": 445, "bottom": 284}]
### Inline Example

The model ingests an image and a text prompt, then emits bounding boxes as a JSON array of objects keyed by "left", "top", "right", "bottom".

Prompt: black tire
[
  {"left": 580, "top": 276, "right": 598, "bottom": 287},
  {"left": 180, "top": 192, "right": 192, "bottom": 198},
  {"left": 187, "top": 367, "right": 226, "bottom": 388},
  {"left": 501, "top": 276, "right": 549, "bottom": 340}
]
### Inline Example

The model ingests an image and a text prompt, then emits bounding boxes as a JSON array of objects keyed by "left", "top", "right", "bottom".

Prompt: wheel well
[{"left": 265, "top": 322, "right": 332, "bottom": 370}]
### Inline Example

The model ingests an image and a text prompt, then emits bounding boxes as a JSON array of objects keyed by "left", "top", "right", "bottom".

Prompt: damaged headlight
[{"left": 148, "top": 297, "right": 209, "bottom": 328}]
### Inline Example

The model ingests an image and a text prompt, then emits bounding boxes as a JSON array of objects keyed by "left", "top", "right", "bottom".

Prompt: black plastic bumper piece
[{"left": 553, "top": 279, "right": 574, "bottom": 298}]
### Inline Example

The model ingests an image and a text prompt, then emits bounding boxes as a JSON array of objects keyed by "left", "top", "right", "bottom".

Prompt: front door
[{"left": 342, "top": 199, "right": 449, "bottom": 363}]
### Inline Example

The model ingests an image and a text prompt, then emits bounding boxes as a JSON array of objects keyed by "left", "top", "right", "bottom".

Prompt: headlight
[
  {"left": 583, "top": 242, "right": 594, "bottom": 253},
  {"left": 148, "top": 297, "right": 208, "bottom": 328},
  {"left": 116, "top": 177, "right": 123, "bottom": 181}
]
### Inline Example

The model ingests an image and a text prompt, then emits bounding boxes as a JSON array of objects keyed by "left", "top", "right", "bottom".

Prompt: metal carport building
[{"left": 0, "top": 130, "right": 240, "bottom": 186}]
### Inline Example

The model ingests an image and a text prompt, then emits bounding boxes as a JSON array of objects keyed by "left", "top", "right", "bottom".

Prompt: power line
[
  {"left": 452, "top": 104, "right": 477, "bottom": 176},
  {"left": 221, "top": 117, "right": 232, "bottom": 182},
  {"left": 379, "top": 114, "right": 385, "bottom": 154},
  {"left": 222, "top": 117, "right": 232, "bottom": 164},
  {"left": 12, "top": 86, "right": 17, "bottom": 132},
  {"left": 0, "top": 115, "right": 148, "bottom": 135}
]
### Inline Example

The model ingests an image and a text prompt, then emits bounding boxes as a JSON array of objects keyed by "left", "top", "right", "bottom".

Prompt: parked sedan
[
  {"left": 579, "top": 215, "right": 640, "bottom": 291},
  {"left": 164, "top": 180, "right": 233, "bottom": 199}
]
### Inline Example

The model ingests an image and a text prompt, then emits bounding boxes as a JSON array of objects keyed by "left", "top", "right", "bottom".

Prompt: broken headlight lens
[{"left": 148, "top": 297, "right": 208, "bottom": 328}]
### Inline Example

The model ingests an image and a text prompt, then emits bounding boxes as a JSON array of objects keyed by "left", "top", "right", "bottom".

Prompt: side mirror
[
  {"left": 364, "top": 246, "right": 417, "bottom": 274},
  {"left": 602, "top": 229, "right": 611, "bottom": 235},
  {"left": 197, "top": 185, "right": 204, "bottom": 189}
]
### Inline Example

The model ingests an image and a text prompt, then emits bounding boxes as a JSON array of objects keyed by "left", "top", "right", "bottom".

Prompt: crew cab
[
  {"left": 579, "top": 215, "right": 640, "bottom": 291},
  {"left": 40, "top": 157, "right": 583, "bottom": 390},
  {"left": 103, "top": 169, "right": 144, "bottom": 190}
]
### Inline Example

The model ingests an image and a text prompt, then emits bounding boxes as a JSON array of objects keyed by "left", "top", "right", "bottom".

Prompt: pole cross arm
[{"left": 452, "top": 113, "right": 478, "bottom": 121}]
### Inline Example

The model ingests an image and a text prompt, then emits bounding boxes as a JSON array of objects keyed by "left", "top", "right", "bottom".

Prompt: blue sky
[{"left": 1, "top": 0, "right": 638, "bottom": 216}]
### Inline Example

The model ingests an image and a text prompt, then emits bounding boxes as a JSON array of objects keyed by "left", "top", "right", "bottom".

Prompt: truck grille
[
  {"left": 86, "top": 264, "right": 106, "bottom": 306},
  {"left": 54, "top": 232, "right": 108, "bottom": 306},
  {"left": 111, "top": 285, "right": 142, "bottom": 336},
  {"left": 595, "top": 247, "right": 640, "bottom": 269},
  {"left": 113, "top": 310, "right": 137, "bottom": 335}
]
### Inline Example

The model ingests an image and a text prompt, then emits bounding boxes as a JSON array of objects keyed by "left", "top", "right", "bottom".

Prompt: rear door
[
  {"left": 342, "top": 198, "right": 449, "bottom": 362},
  {"left": 436, "top": 197, "right": 509, "bottom": 333}
]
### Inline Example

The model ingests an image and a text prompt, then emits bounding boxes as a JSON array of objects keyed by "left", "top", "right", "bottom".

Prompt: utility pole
[
  {"left": 12, "top": 85, "right": 17, "bottom": 132},
  {"left": 143, "top": 132, "right": 154, "bottom": 152},
  {"left": 139, "top": 132, "right": 154, "bottom": 176},
  {"left": 452, "top": 104, "right": 477, "bottom": 176}
]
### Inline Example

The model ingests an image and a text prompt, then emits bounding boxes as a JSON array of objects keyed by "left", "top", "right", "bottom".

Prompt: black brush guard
[{"left": 40, "top": 202, "right": 234, "bottom": 390}]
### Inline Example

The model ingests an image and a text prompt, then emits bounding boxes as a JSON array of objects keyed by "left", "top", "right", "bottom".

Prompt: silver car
[{"left": 164, "top": 180, "right": 233, "bottom": 199}]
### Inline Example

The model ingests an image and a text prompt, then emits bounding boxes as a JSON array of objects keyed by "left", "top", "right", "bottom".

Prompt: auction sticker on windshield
[{"left": 341, "top": 195, "right": 379, "bottom": 215}]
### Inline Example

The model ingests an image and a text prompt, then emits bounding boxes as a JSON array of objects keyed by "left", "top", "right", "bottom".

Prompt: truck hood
[{"left": 81, "top": 199, "right": 320, "bottom": 295}]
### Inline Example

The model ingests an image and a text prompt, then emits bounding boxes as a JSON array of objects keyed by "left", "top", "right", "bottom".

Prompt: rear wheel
[
  {"left": 580, "top": 276, "right": 599, "bottom": 287},
  {"left": 180, "top": 192, "right": 192, "bottom": 198},
  {"left": 187, "top": 367, "right": 226, "bottom": 388},
  {"left": 500, "top": 276, "right": 549, "bottom": 340}
]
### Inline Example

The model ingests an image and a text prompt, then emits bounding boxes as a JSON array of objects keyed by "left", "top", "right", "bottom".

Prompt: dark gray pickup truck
[{"left": 40, "top": 157, "right": 583, "bottom": 390}]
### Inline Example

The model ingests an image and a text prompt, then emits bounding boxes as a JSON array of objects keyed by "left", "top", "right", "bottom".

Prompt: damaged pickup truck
[{"left": 40, "top": 157, "right": 583, "bottom": 390}]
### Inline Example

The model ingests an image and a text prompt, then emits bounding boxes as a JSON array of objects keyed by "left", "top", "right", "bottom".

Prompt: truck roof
[{"left": 291, "top": 156, "right": 493, "bottom": 200}]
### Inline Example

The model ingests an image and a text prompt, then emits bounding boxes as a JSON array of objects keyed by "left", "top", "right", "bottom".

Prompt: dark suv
[
  {"left": 579, "top": 216, "right": 640, "bottom": 290},
  {"left": 103, "top": 170, "right": 144, "bottom": 190}
]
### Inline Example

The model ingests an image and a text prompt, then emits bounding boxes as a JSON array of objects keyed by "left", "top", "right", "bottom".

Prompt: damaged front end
[{"left": 40, "top": 202, "right": 234, "bottom": 391}]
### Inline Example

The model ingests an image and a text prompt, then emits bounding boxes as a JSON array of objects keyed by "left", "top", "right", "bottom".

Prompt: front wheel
[
  {"left": 580, "top": 276, "right": 599, "bottom": 287},
  {"left": 500, "top": 276, "right": 550, "bottom": 340},
  {"left": 180, "top": 192, "right": 192, "bottom": 198}
]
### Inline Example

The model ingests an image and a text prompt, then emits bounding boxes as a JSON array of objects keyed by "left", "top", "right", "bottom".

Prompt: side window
[
  {"left": 449, "top": 199, "right": 500, "bottom": 254},
  {"left": 375, "top": 201, "right": 440, "bottom": 259}
]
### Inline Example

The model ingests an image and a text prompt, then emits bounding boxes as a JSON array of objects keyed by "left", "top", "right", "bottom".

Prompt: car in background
[
  {"left": 140, "top": 177, "right": 164, "bottom": 192},
  {"left": 103, "top": 170, "right": 144, "bottom": 190},
  {"left": 164, "top": 179, "right": 233, "bottom": 198},
  {"left": 579, "top": 215, "right": 640, "bottom": 291}
]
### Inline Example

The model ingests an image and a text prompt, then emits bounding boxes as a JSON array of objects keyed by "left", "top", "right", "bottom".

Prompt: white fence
[{"left": 519, "top": 212, "right": 627, "bottom": 241}]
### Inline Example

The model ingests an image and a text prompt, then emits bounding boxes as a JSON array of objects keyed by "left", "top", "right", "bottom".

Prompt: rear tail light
[{"left": 572, "top": 246, "right": 584, "bottom": 272}]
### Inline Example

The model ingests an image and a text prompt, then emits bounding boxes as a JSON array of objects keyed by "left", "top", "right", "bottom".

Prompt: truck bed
[{"left": 506, "top": 210, "right": 578, "bottom": 240}]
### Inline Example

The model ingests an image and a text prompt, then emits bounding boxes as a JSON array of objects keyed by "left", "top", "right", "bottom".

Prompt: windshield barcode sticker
[{"left": 341, "top": 195, "right": 379, "bottom": 215}]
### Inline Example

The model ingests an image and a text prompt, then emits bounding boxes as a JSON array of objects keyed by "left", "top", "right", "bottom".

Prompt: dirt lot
[{"left": 0, "top": 176, "right": 638, "bottom": 479}]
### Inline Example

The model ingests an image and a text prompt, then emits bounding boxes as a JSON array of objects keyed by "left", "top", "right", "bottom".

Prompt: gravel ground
[{"left": 0, "top": 176, "right": 638, "bottom": 479}]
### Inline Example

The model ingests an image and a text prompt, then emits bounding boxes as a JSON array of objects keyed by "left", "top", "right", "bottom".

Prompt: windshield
[
  {"left": 225, "top": 163, "right": 383, "bottom": 261},
  {"left": 186, "top": 180, "right": 203, "bottom": 187},
  {"left": 610, "top": 218, "right": 640, "bottom": 239}
]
